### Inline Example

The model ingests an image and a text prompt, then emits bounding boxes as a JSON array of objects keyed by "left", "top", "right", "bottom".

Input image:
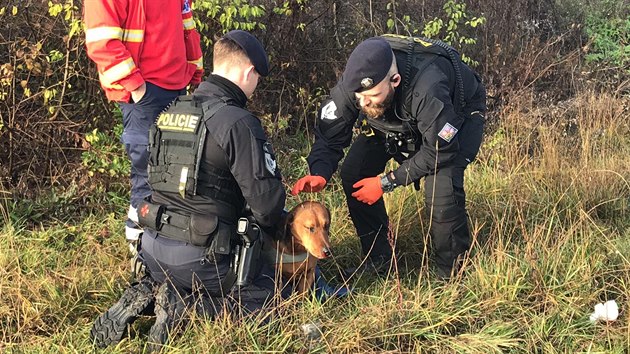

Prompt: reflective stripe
[
  {"left": 86, "top": 27, "right": 144, "bottom": 43},
  {"left": 122, "top": 29, "right": 144, "bottom": 43},
  {"left": 98, "top": 74, "right": 125, "bottom": 89},
  {"left": 86, "top": 26, "right": 122, "bottom": 43},
  {"left": 100, "top": 57, "right": 136, "bottom": 87},
  {"left": 125, "top": 225, "right": 142, "bottom": 241},
  {"left": 188, "top": 56, "right": 203, "bottom": 69},
  {"left": 183, "top": 18, "right": 195, "bottom": 30},
  {"left": 128, "top": 205, "right": 139, "bottom": 223}
]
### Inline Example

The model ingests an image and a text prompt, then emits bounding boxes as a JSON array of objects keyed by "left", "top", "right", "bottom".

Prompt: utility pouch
[
  {"left": 210, "top": 221, "right": 234, "bottom": 255},
  {"left": 368, "top": 118, "right": 413, "bottom": 135},
  {"left": 137, "top": 200, "right": 165, "bottom": 231},
  {"left": 189, "top": 213, "right": 218, "bottom": 247},
  {"left": 367, "top": 118, "right": 420, "bottom": 153}
]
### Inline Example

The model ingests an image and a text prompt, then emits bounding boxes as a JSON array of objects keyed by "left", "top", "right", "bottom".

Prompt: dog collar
[{"left": 261, "top": 241, "right": 309, "bottom": 264}]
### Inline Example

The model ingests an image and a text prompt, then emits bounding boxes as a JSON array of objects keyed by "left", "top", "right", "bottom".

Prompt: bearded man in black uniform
[
  {"left": 291, "top": 35, "right": 486, "bottom": 279},
  {"left": 91, "top": 30, "right": 285, "bottom": 350}
]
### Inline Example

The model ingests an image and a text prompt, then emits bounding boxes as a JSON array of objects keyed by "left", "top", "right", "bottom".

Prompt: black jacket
[
  {"left": 307, "top": 50, "right": 486, "bottom": 186},
  {"left": 152, "top": 74, "right": 286, "bottom": 230}
]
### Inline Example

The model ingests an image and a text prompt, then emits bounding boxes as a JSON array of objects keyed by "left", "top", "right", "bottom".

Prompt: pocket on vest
[{"left": 189, "top": 213, "right": 218, "bottom": 247}]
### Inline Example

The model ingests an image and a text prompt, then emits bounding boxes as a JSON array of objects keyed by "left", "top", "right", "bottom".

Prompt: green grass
[{"left": 1, "top": 90, "right": 629, "bottom": 353}]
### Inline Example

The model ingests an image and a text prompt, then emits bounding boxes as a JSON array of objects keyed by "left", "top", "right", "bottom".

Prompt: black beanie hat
[
  {"left": 342, "top": 37, "right": 393, "bottom": 92},
  {"left": 223, "top": 30, "right": 270, "bottom": 76}
]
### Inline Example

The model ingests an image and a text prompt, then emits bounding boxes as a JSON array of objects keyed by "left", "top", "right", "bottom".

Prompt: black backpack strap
[
  {"left": 382, "top": 34, "right": 467, "bottom": 114},
  {"left": 418, "top": 37, "right": 466, "bottom": 112},
  {"left": 192, "top": 95, "right": 230, "bottom": 195},
  {"left": 199, "top": 96, "right": 229, "bottom": 122}
]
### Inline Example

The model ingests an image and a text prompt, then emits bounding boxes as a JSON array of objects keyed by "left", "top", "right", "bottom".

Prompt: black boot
[
  {"left": 147, "top": 282, "right": 190, "bottom": 352},
  {"left": 90, "top": 276, "right": 157, "bottom": 348}
]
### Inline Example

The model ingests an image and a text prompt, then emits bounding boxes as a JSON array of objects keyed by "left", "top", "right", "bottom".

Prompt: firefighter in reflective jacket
[
  {"left": 83, "top": 0, "right": 204, "bottom": 252},
  {"left": 90, "top": 31, "right": 285, "bottom": 349},
  {"left": 291, "top": 35, "right": 487, "bottom": 278}
]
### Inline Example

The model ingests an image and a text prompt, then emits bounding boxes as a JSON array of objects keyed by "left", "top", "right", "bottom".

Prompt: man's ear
[
  {"left": 245, "top": 64, "right": 256, "bottom": 80},
  {"left": 390, "top": 73, "right": 401, "bottom": 88}
]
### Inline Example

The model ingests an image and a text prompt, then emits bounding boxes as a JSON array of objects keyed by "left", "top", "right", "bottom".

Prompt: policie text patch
[
  {"left": 437, "top": 122, "right": 458, "bottom": 142},
  {"left": 156, "top": 112, "right": 200, "bottom": 133}
]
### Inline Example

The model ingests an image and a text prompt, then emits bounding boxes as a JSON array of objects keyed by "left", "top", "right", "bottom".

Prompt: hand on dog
[
  {"left": 291, "top": 175, "right": 327, "bottom": 195},
  {"left": 351, "top": 176, "right": 383, "bottom": 205}
]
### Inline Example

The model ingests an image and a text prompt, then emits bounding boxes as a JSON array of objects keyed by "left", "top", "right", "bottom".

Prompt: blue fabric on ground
[{"left": 313, "top": 266, "right": 350, "bottom": 300}]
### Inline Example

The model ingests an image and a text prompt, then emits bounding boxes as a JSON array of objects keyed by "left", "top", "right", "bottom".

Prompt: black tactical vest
[
  {"left": 148, "top": 95, "right": 239, "bottom": 202},
  {"left": 135, "top": 95, "right": 244, "bottom": 248}
]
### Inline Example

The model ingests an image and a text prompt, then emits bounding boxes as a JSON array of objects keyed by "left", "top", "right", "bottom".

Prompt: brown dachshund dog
[{"left": 262, "top": 201, "right": 332, "bottom": 294}]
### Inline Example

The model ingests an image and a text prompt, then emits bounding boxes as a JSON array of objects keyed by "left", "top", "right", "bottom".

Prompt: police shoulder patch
[
  {"left": 320, "top": 101, "right": 338, "bottom": 120},
  {"left": 437, "top": 122, "right": 458, "bottom": 142},
  {"left": 263, "top": 142, "right": 277, "bottom": 175}
]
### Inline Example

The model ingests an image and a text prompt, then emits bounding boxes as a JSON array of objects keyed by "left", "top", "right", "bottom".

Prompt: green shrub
[
  {"left": 421, "top": 0, "right": 486, "bottom": 66},
  {"left": 81, "top": 109, "right": 129, "bottom": 179},
  {"left": 193, "top": 0, "right": 305, "bottom": 48},
  {"left": 585, "top": 16, "right": 630, "bottom": 72}
]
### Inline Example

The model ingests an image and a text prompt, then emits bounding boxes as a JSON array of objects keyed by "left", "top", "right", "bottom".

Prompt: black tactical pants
[
  {"left": 140, "top": 230, "right": 276, "bottom": 318},
  {"left": 339, "top": 119, "right": 481, "bottom": 273}
]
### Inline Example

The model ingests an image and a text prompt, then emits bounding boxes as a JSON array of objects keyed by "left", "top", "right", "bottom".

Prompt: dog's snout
[{"left": 323, "top": 247, "right": 332, "bottom": 258}]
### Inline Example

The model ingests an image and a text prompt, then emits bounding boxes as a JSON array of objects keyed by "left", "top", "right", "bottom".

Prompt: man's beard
[{"left": 360, "top": 87, "right": 395, "bottom": 119}]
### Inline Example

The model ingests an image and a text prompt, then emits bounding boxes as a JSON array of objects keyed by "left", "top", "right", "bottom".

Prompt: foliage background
[
  {"left": 0, "top": 0, "right": 629, "bottom": 352},
  {"left": 0, "top": 0, "right": 627, "bottom": 200}
]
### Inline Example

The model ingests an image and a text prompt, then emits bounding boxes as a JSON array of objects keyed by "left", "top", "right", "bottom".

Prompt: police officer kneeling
[
  {"left": 90, "top": 31, "right": 286, "bottom": 350},
  {"left": 291, "top": 35, "right": 486, "bottom": 279}
]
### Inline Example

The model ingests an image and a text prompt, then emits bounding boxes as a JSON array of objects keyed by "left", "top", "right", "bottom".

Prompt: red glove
[
  {"left": 351, "top": 176, "right": 383, "bottom": 205},
  {"left": 291, "top": 175, "right": 327, "bottom": 195}
]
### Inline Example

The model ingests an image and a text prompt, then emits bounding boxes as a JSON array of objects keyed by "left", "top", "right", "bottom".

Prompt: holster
[{"left": 234, "top": 217, "right": 263, "bottom": 287}]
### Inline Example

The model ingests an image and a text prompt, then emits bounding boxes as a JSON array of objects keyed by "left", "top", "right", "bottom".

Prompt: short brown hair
[{"left": 213, "top": 37, "right": 251, "bottom": 69}]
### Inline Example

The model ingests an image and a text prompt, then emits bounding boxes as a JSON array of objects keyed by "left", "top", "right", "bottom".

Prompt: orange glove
[
  {"left": 291, "top": 175, "right": 327, "bottom": 195},
  {"left": 351, "top": 176, "right": 383, "bottom": 205}
]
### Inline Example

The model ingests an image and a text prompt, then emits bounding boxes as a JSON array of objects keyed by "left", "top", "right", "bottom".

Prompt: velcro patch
[{"left": 437, "top": 122, "right": 458, "bottom": 142}]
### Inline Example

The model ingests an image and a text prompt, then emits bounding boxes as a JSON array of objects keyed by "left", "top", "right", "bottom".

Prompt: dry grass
[{"left": 1, "top": 90, "right": 629, "bottom": 353}]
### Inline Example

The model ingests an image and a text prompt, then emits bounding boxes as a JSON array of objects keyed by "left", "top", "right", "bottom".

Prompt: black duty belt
[{"left": 138, "top": 200, "right": 236, "bottom": 246}]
